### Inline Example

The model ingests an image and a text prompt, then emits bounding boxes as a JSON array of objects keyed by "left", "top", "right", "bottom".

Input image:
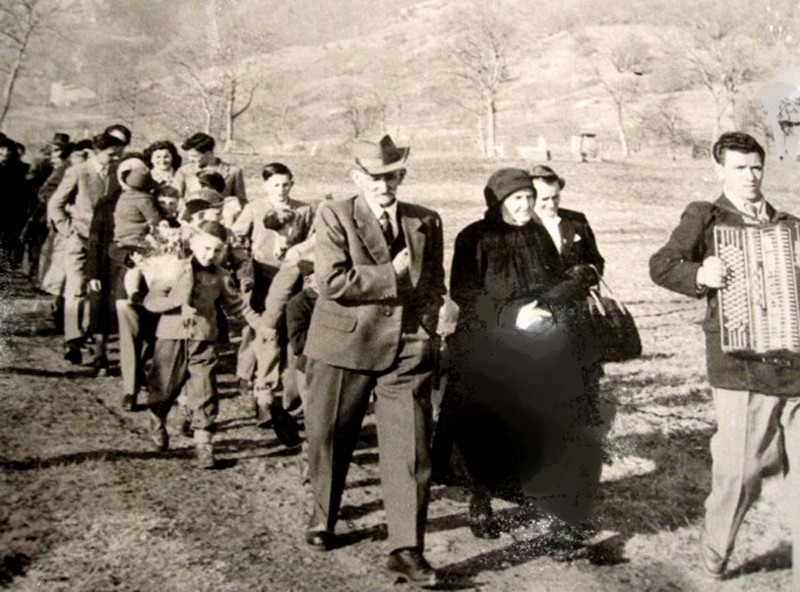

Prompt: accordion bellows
[{"left": 715, "top": 222, "right": 800, "bottom": 358}]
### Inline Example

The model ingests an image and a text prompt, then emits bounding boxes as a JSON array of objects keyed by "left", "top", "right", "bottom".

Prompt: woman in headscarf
[{"left": 446, "top": 168, "right": 602, "bottom": 550}]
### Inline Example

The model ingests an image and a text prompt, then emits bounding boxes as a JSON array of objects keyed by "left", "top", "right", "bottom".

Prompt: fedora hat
[
  {"left": 354, "top": 135, "right": 409, "bottom": 175},
  {"left": 529, "top": 164, "right": 565, "bottom": 190},
  {"left": 50, "top": 132, "right": 71, "bottom": 147}
]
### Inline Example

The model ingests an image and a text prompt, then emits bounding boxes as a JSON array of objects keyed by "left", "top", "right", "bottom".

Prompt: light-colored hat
[
  {"left": 354, "top": 135, "right": 409, "bottom": 175},
  {"left": 117, "top": 158, "right": 150, "bottom": 188}
]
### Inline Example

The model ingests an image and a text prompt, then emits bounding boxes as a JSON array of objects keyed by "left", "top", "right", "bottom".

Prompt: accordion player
[{"left": 715, "top": 221, "right": 800, "bottom": 360}]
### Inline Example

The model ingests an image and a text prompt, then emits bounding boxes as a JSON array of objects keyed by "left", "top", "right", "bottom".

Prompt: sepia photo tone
[{"left": 2, "top": 0, "right": 800, "bottom": 590}]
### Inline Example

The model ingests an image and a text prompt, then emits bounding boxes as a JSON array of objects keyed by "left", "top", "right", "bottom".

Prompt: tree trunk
[
  {"left": 485, "top": 96, "right": 497, "bottom": 158},
  {"left": 616, "top": 102, "right": 629, "bottom": 158},
  {"left": 224, "top": 80, "right": 236, "bottom": 152},
  {"left": 727, "top": 93, "right": 738, "bottom": 131},
  {"left": 204, "top": 110, "right": 213, "bottom": 135},
  {"left": 476, "top": 114, "right": 485, "bottom": 157},
  {"left": 711, "top": 92, "right": 725, "bottom": 144},
  {"left": 394, "top": 101, "right": 403, "bottom": 137},
  {"left": 0, "top": 41, "right": 29, "bottom": 130}
]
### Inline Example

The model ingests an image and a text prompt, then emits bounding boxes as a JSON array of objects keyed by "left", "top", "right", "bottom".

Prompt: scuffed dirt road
[{"left": 0, "top": 271, "right": 795, "bottom": 591}]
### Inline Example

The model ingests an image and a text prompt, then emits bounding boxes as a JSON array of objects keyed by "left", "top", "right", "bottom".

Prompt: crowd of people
[{"left": 0, "top": 125, "right": 796, "bottom": 587}]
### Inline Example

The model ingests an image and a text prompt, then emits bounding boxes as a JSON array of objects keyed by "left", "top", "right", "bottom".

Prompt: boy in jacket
[{"left": 144, "top": 220, "right": 266, "bottom": 469}]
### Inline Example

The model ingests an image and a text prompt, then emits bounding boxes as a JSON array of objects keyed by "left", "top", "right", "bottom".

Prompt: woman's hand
[{"left": 515, "top": 301, "right": 554, "bottom": 332}]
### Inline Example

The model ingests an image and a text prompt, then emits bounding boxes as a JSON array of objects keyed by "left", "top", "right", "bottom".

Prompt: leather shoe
[
  {"left": 148, "top": 412, "right": 168, "bottom": 452},
  {"left": 469, "top": 514, "right": 500, "bottom": 539},
  {"left": 305, "top": 528, "right": 334, "bottom": 551},
  {"left": 64, "top": 343, "right": 82, "bottom": 365},
  {"left": 92, "top": 355, "right": 110, "bottom": 377},
  {"left": 121, "top": 393, "right": 136, "bottom": 412},
  {"left": 386, "top": 548, "right": 437, "bottom": 586},
  {"left": 271, "top": 405, "right": 301, "bottom": 448},
  {"left": 468, "top": 490, "right": 499, "bottom": 539}
]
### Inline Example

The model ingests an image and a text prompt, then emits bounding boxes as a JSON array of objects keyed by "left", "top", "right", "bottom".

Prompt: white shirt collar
[
  {"left": 90, "top": 156, "right": 107, "bottom": 175},
  {"left": 364, "top": 196, "right": 398, "bottom": 229},
  {"left": 540, "top": 215, "right": 562, "bottom": 253},
  {"left": 727, "top": 194, "right": 767, "bottom": 220},
  {"left": 540, "top": 214, "right": 561, "bottom": 228}
]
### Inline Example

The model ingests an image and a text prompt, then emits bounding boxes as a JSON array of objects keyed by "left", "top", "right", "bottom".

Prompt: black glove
[{"left": 565, "top": 264, "right": 599, "bottom": 287}]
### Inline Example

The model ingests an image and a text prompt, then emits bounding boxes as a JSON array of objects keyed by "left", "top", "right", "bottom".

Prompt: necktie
[
  {"left": 745, "top": 202, "right": 766, "bottom": 223},
  {"left": 380, "top": 210, "right": 394, "bottom": 246}
]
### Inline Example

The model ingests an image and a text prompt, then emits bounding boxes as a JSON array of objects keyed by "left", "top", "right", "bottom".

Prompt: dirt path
[{"left": 0, "top": 271, "right": 794, "bottom": 591}]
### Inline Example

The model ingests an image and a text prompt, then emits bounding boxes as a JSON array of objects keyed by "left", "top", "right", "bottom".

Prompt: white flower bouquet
[{"left": 124, "top": 222, "right": 190, "bottom": 296}]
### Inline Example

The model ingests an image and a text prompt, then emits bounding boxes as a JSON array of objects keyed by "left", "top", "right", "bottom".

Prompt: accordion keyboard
[{"left": 715, "top": 222, "right": 800, "bottom": 358}]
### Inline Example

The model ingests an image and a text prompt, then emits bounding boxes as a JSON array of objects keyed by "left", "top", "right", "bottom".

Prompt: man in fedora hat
[{"left": 303, "top": 135, "right": 446, "bottom": 585}]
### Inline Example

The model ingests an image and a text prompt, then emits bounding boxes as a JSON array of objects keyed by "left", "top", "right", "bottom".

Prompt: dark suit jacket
[
  {"left": 532, "top": 208, "right": 604, "bottom": 277},
  {"left": 649, "top": 194, "right": 800, "bottom": 394},
  {"left": 304, "top": 194, "right": 446, "bottom": 372},
  {"left": 558, "top": 209, "right": 604, "bottom": 276}
]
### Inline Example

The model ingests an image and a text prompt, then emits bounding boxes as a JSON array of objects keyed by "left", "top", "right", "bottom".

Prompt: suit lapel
[
  {"left": 89, "top": 169, "right": 106, "bottom": 208},
  {"left": 399, "top": 202, "right": 425, "bottom": 287},
  {"left": 558, "top": 214, "right": 573, "bottom": 260},
  {"left": 353, "top": 195, "right": 391, "bottom": 263}
]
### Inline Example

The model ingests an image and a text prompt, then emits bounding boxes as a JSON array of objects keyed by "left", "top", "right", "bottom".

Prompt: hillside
[{"left": 5, "top": 0, "right": 795, "bottom": 157}]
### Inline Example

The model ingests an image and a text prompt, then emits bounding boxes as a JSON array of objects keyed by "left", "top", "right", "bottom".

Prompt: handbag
[{"left": 583, "top": 278, "right": 642, "bottom": 363}]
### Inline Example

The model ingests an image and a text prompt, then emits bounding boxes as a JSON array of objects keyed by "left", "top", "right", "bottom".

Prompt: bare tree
[
  {"left": 339, "top": 90, "right": 384, "bottom": 139},
  {"left": 171, "top": 54, "right": 221, "bottom": 135},
  {"left": 442, "top": 4, "right": 516, "bottom": 157},
  {"left": 156, "top": 5, "right": 266, "bottom": 150},
  {"left": 671, "top": 5, "right": 767, "bottom": 140},
  {"left": 638, "top": 98, "right": 692, "bottom": 160},
  {"left": 214, "top": 35, "right": 262, "bottom": 152},
  {"left": 0, "top": 0, "right": 59, "bottom": 129},
  {"left": 738, "top": 98, "right": 772, "bottom": 146},
  {"left": 579, "top": 33, "right": 650, "bottom": 159}
]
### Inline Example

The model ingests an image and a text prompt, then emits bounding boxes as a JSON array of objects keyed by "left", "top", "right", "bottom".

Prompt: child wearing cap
[
  {"left": 181, "top": 198, "right": 221, "bottom": 226},
  {"left": 194, "top": 171, "right": 242, "bottom": 229},
  {"left": 143, "top": 220, "right": 267, "bottom": 468},
  {"left": 230, "top": 162, "right": 314, "bottom": 425}
]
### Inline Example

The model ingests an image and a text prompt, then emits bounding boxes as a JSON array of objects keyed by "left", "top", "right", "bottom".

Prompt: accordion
[{"left": 715, "top": 222, "right": 800, "bottom": 359}]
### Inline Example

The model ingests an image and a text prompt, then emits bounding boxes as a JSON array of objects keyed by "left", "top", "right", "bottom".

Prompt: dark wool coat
[
  {"left": 650, "top": 195, "right": 800, "bottom": 395},
  {"left": 450, "top": 211, "right": 588, "bottom": 334},
  {"left": 446, "top": 205, "right": 598, "bottom": 506},
  {"left": 86, "top": 189, "right": 121, "bottom": 334}
]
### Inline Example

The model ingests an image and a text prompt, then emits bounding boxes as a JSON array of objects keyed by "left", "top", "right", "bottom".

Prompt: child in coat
[
  {"left": 230, "top": 163, "right": 313, "bottom": 424},
  {"left": 143, "top": 220, "right": 265, "bottom": 468}
]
